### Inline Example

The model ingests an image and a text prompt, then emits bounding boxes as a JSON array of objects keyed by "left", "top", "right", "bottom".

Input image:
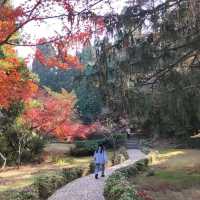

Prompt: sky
[
  {"left": 12, "top": 0, "right": 127, "bottom": 63},
  {"left": 12, "top": 0, "right": 165, "bottom": 67}
]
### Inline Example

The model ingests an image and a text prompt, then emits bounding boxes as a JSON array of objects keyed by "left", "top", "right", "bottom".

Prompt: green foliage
[
  {"left": 89, "top": 161, "right": 95, "bottom": 173},
  {"left": 92, "top": 1, "right": 200, "bottom": 141},
  {"left": 0, "top": 127, "right": 45, "bottom": 165},
  {"left": 104, "top": 172, "right": 139, "bottom": 200},
  {"left": 117, "top": 159, "right": 149, "bottom": 177},
  {"left": 14, "top": 185, "right": 39, "bottom": 200},
  {"left": 117, "top": 165, "right": 139, "bottom": 177},
  {"left": 32, "top": 44, "right": 103, "bottom": 123},
  {"left": 62, "top": 167, "right": 83, "bottom": 182},
  {"left": 21, "top": 134, "right": 46, "bottom": 163},
  {"left": 125, "top": 70, "right": 200, "bottom": 141},
  {"left": 104, "top": 158, "right": 149, "bottom": 200},
  {"left": 10, "top": 167, "right": 83, "bottom": 200},
  {"left": 71, "top": 139, "right": 100, "bottom": 156},
  {"left": 0, "top": 103, "right": 46, "bottom": 166},
  {"left": 75, "top": 77, "right": 103, "bottom": 123},
  {"left": 35, "top": 173, "right": 65, "bottom": 199},
  {"left": 71, "top": 134, "right": 127, "bottom": 157}
]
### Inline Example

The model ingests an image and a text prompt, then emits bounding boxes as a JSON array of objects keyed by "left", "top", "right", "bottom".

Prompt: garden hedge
[
  {"left": 12, "top": 167, "right": 84, "bottom": 200},
  {"left": 104, "top": 158, "right": 149, "bottom": 200},
  {"left": 71, "top": 133, "right": 127, "bottom": 157}
]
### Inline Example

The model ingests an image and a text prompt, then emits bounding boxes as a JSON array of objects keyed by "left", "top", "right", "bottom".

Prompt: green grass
[
  {"left": 155, "top": 170, "right": 200, "bottom": 187},
  {"left": 130, "top": 149, "right": 200, "bottom": 200}
]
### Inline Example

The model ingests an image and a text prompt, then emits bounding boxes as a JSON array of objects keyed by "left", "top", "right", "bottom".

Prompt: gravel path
[{"left": 48, "top": 149, "right": 146, "bottom": 200}]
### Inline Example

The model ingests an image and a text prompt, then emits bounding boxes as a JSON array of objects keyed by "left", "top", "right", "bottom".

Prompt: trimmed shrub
[
  {"left": 62, "top": 167, "right": 83, "bottom": 182},
  {"left": 12, "top": 167, "right": 84, "bottom": 200},
  {"left": 104, "top": 158, "right": 149, "bottom": 200},
  {"left": 71, "top": 139, "right": 104, "bottom": 156},
  {"left": 135, "top": 159, "right": 149, "bottom": 171},
  {"left": 104, "top": 171, "right": 139, "bottom": 200},
  {"left": 117, "top": 165, "right": 139, "bottom": 177},
  {"left": 14, "top": 185, "right": 39, "bottom": 200},
  {"left": 104, "top": 171, "right": 127, "bottom": 198},
  {"left": 35, "top": 173, "right": 66, "bottom": 199},
  {"left": 35, "top": 167, "right": 84, "bottom": 200}
]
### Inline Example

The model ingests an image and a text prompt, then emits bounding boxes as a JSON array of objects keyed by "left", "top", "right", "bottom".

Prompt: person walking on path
[{"left": 93, "top": 144, "right": 108, "bottom": 179}]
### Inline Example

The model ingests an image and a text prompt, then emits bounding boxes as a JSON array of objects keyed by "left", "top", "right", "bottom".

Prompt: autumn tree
[
  {"left": 0, "top": 43, "right": 40, "bottom": 168},
  {"left": 0, "top": 0, "right": 106, "bottom": 70},
  {"left": 22, "top": 88, "right": 97, "bottom": 141}
]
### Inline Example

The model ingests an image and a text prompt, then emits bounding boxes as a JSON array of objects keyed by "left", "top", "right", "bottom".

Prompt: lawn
[
  {"left": 0, "top": 142, "right": 114, "bottom": 199},
  {"left": 130, "top": 149, "right": 200, "bottom": 200}
]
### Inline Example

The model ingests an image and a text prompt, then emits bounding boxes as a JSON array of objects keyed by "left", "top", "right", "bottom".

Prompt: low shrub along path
[{"left": 48, "top": 149, "right": 146, "bottom": 200}]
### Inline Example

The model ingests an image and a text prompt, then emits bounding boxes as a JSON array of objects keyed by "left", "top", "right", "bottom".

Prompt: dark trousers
[{"left": 95, "top": 163, "right": 105, "bottom": 175}]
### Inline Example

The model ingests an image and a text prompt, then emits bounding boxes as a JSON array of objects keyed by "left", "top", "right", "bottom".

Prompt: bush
[
  {"left": 135, "top": 159, "right": 149, "bottom": 171},
  {"left": 14, "top": 185, "right": 39, "bottom": 200},
  {"left": 22, "top": 135, "right": 46, "bottom": 163},
  {"left": 12, "top": 167, "right": 84, "bottom": 200},
  {"left": 104, "top": 158, "right": 149, "bottom": 200},
  {"left": 71, "top": 139, "right": 105, "bottom": 156},
  {"left": 62, "top": 167, "right": 83, "bottom": 182},
  {"left": 35, "top": 167, "right": 84, "bottom": 200},
  {"left": 111, "top": 147, "right": 129, "bottom": 165},
  {"left": 104, "top": 134, "right": 127, "bottom": 149},
  {"left": 71, "top": 134, "right": 127, "bottom": 157},
  {"left": 187, "top": 138, "right": 200, "bottom": 148},
  {"left": 104, "top": 171, "right": 139, "bottom": 200},
  {"left": 35, "top": 173, "right": 66, "bottom": 199},
  {"left": 89, "top": 161, "right": 95, "bottom": 173},
  {"left": 0, "top": 130, "right": 46, "bottom": 165},
  {"left": 117, "top": 165, "right": 139, "bottom": 177}
]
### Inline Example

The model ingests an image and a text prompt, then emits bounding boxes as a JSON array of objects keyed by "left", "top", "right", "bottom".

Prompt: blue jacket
[{"left": 94, "top": 150, "right": 108, "bottom": 164}]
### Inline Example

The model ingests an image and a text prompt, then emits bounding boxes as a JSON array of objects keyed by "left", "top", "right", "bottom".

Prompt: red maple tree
[
  {"left": 0, "top": 0, "right": 103, "bottom": 139},
  {"left": 0, "top": 1, "right": 105, "bottom": 69},
  {"left": 22, "top": 89, "right": 97, "bottom": 140},
  {"left": 0, "top": 45, "right": 38, "bottom": 108}
]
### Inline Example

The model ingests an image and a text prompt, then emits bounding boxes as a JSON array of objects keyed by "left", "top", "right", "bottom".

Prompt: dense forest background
[{"left": 32, "top": 0, "right": 200, "bottom": 140}]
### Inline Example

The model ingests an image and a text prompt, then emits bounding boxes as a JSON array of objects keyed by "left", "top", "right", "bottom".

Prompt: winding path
[{"left": 48, "top": 149, "right": 146, "bottom": 200}]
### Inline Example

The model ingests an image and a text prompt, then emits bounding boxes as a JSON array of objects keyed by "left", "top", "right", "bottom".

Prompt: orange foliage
[
  {"left": 0, "top": 1, "right": 105, "bottom": 70},
  {"left": 0, "top": 5, "right": 23, "bottom": 44},
  {"left": 0, "top": 69, "right": 38, "bottom": 108},
  {"left": 23, "top": 89, "right": 96, "bottom": 140},
  {"left": 35, "top": 48, "right": 82, "bottom": 69},
  {"left": 35, "top": 31, "right": 93, "bottom": 69},
  {"left": 0, "top": 45, "right": 38, "bottom": 108}
]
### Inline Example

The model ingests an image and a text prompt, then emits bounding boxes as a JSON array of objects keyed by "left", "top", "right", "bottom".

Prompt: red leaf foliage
[
  {"left": 23, "top": 89, "right": 97, "bottom": 141},
  {"left": 0, "top": 45, "right": 38, "bottom": 108}
]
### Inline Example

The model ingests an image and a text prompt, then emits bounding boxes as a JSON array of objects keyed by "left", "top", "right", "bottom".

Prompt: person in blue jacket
[{"left": 93, "top": 144, "right": 108, "bottom": 179}]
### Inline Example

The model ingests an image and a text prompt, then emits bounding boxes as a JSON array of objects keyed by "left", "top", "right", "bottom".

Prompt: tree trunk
[
  {"left": 0, "top": 152, "right": 7, "bottom": 170},
  {"left": 17, "top": 137, "right": 23, "bottom": 167}
]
